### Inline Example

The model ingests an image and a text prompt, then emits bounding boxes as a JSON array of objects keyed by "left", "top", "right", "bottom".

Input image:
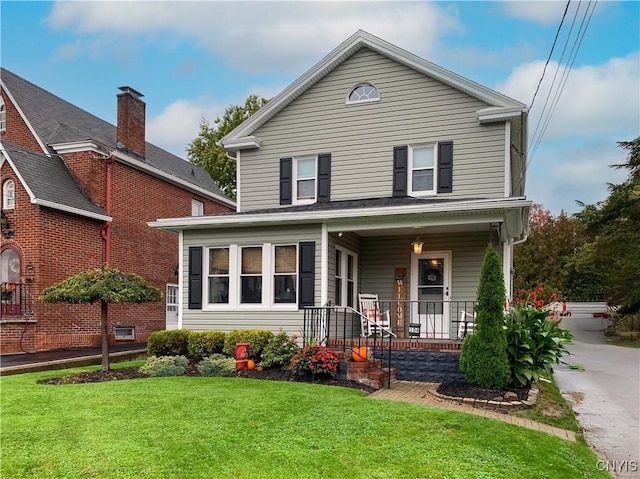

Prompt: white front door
[
  {"left": 411, "top": 251, "right": 452, "bottom": 339},
  {"left": 166, "top": 284, "right": 179, "bottom": 330}
]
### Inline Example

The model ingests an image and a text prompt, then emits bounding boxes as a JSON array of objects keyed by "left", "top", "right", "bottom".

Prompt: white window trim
[
  {"left": 3, "top": 179, "right": 15, "bottom": 210},
  {"left": 292, "top": 155, "right": 317, "bottom": 205},
  {"left": 345, "top": 82, "right": 381, "bottom": 105},
  {"left": 335, "top": 246, "right": 358, "bottom": 308},
  {"left": 272, "top": 244, "right": 299, "bottom": 308},
  {"left": 203, "top": 243, "right": 298, "bottom": 311},
  {"left": 408, "top": 144, "right": 438, "bottom": 197},
  {"left": 0, "top": 104, "right": 6, "bottom": 132},
  {"left": 191, "top": 199, "right": 204, "bottom": 216}
]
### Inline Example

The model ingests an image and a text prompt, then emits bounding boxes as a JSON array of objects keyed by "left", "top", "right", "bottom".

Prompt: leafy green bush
[
  {"left": 459, "top": 245, "right": 511, "bottom": 389},
  {"left": 197, "top": 354, "right": 236, "bottom": 377},
  {"left": 223, "top": 329, "right": 274, "bottom": 359},
  {"left": 505, "top": 305, "right": 574, "bottom": 386},
  {"left": 188, "top": 331, "right": 227, "bottom": 360},
  {"left": 261, "top": 330, "right": 301, "bottom": 368},
  {"left": 147, "top": 330, "right": 191, "bottom": 357},
  {"left": 139, "top": 355, "right": 188, "bottom": 377}
]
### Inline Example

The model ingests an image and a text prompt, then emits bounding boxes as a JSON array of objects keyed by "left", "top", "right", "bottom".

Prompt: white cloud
[
  {"left": 46, "top": 1, "right": 461, "bottom": 73},
  {"left": 501, "top": 1, "right": 570, "bottom": 25},
  {"left": 526, "top": 139, "right": 629, "bottom": 215},
  {"left": 146, "top": 98, "right": 225, "bottom": 158},
  {"left": 497, "top": 53, "right": 640, "bottom": 141}
]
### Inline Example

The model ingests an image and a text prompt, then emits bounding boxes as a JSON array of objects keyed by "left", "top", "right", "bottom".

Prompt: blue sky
[{"left": 2, "top": 1, "right": 638, "bottom": 215}]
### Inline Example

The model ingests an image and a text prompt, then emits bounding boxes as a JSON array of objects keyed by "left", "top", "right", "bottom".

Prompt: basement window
[{"left": 114, "top": 327, "right": 135, "bottom": 340}]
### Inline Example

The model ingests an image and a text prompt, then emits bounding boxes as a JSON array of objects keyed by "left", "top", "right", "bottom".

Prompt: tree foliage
[
  {"left": 40, "top": 266, "right": 162, "bottom": 370},
  {"left": 459, "top": 245, "right": 510, "bottom": 389},
  {"left": 573, "top": 137, "right": 640, "bottom": 312},
  {"left": 39, "top": 266, "right": 162, "bottom": 304},
  {"left": 514, "top": 204, "right": 592, "bottom": 301},
  {"left": 187, "top": 95, "right": 268, "bottom": 199}
]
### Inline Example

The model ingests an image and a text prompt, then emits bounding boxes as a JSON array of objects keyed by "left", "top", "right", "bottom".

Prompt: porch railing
[
  {"left": 0, "top": 282, "right": 34, "bottom": 318},
  {"left": 303, "top": 305, "right": 396, "bottom": 387},
  {"left": 374, "top": 300, "right": 477, "bottom": 340}
]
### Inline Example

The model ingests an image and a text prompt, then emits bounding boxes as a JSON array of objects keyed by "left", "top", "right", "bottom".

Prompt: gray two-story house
[{"left": 150, "top": 30, "right": 531, "bottom": 344}]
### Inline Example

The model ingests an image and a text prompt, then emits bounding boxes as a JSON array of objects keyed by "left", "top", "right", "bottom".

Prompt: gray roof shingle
[
  {"left": 1, "top": 67, "right": 229, "bottom": 201},
  {"left": 2, "top": 141, "right": 108, "bottom": 218}
]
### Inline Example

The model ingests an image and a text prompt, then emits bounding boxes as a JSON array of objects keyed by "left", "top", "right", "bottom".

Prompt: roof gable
[
  {"left": 1, "top": 140, "right": 110, "bottom": 221},
  {"left": 221, "top": 30, "right": 527, "bottom": 149},
  {"left": 0, "top": 67, "right": 233, "bottom": 207}
]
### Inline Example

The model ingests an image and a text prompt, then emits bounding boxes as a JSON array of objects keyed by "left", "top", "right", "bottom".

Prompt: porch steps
[{"left": 335, "top": 351, "right": 397, "bottom": 389}]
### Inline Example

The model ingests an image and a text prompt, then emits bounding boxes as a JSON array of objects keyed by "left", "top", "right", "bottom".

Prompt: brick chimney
[{"left": 116, "top": 86, "right": 145, "bottom": 157}]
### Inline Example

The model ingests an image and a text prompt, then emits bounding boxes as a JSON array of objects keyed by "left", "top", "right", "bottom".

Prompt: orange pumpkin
[
  {"left": 351, "top": 347, "right": 368, "bottom": 362},
  {"left": 247, "top": 360, "right": 256, "bottom": 370}
]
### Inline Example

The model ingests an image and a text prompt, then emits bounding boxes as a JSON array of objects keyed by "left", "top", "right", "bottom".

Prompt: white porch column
[
  {"left": 320, "top": 223, "right": 328, "bottom": 305},
  {"left": 503, "top": 240, "right": 513, "bottom": 301}
]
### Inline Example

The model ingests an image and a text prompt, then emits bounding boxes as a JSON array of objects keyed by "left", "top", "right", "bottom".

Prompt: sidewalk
[
  {"left": 0, "top": 343, "right": 147, "bottom": 375},
  {"left": 370, "top": 380, "right": 578, "bottom": 442}
]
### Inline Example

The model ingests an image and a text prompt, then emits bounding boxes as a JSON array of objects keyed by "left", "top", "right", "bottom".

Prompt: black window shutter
[
  {"left": 437, "top": 141, "right": 453, "bottom": 193},
  {"left": 280, "top": 158, "right": 292, "bottom": 205},
  {"left": 188, "top": 247, "right": 203, "bottom": 309},
  {"left": 392, "top": 146, "right": 408, "bottom": 197},
  {"left": 298, "top": 242, "right": 315, "bottom": 308},
  {"left": 317, "top": 153, "right": 331, "bottom": 203}
]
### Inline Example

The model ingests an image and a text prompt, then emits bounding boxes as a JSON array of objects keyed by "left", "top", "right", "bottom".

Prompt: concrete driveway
[{"left": 554, "top": 313, "right": 640, "bottom": 479}]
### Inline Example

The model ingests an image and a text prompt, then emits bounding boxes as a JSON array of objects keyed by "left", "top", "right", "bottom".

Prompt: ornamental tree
[
  {"left": 39, "top": 266, "right": 162, "bottom": 371},
  {"left": 459, "top": 245, "right": 510, "bottom": 389}
]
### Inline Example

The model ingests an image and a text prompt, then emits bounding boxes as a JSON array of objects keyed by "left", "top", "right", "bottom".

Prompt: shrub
[
  {"left": 147, "top": 330, "right": 191, "bottom": 357},
  {"left": 459, "top": 245, "right": 511, "bottom": 389},
  {"left": 261, "top": 330, "right": 301, "bottom": 368},
  {"left": 188, "top": 331, "right": 227, "bottom": 360},
  {"left": 139, "top": 355, "right": 188, "bottom": 377},
  {"left": 197, "top": 354, "right": 236, "bottom": 377},
  {"left": 223, "top": 329, "right": 274, "bottom": 359},
  {"left": 505, "top": 304, "right": 574, "bottom": 386},
  {"left": 287, "top": 345, "right": 339, "bottom": 378}
]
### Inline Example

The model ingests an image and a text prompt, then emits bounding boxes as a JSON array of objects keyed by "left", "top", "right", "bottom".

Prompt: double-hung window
[
  {"left": 241, "top": 247, "right": 263, "bottom": 304},
  {"left": 294, "top": 156, "right": 316, "bottom": 204},
  {"left": 191, "top": 199, "right": 204, "bottom": 216},
  {"left": 335, "top": 247, "right": 357, "bottom": 308},
  {"left": 409, "top": 145, "right": 436, "bottom": 195},
  {"left": 274, "top": 245, "right": 297, "bottom": 304},
  {"left": 208, "top": 248, "right": 230, "bottom": 304}
]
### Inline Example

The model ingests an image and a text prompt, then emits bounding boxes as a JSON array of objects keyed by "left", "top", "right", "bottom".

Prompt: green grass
[
  {"left": 1, "top": 363, "right": 608, "bottom": 479},
  {"left": 606, "top": 337, "right": 640, "bottom": 348},
  {"left": 513, "top": 376, "right": 581, "bottom": 433}
]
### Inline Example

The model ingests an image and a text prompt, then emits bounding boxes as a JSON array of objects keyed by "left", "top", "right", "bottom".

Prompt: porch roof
[{"left": 149, "top": 196, "right": 532, "bottom": 240}]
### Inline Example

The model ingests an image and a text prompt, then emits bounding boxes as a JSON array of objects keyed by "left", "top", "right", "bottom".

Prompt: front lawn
[{"left": 1, "top": 364, "right": 608, "bottom": 479}]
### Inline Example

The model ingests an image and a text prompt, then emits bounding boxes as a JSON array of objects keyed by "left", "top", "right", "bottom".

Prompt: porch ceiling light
[{"left": 412, "top": 237, "right": 424, "bottom": 254}]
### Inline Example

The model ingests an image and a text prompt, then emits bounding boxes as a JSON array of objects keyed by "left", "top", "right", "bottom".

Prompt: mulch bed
[
  {"left": 437, "top": 381, "right": 530, "bottom": 402},
  {"left": 37, "top": 365, "right": 376, "bottom": 393}
]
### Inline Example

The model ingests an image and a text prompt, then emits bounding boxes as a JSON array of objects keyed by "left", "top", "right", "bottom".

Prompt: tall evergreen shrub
[{"left": 459, "top": 245, "right": 510, "bottom": 389}]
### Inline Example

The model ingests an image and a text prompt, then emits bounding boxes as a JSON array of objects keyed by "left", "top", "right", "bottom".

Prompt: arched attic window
[
  {"left": 347, "top": 83, "right": 380, "bottom": 104},
  {"left": 2, "top": 179, "right": 15, "bottom": 210},
  {"left": 0, "top": 96, "right": 6, "bottom": 132}
]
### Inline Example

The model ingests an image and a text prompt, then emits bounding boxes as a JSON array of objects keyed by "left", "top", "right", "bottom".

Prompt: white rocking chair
[
  {"left": 458, "top": 310, "right": 476, "bottom": 339},
  {"left": 358, "top": 293, "right": 391, "bottom": 337}
]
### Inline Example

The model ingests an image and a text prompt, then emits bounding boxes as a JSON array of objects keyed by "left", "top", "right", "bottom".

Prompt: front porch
[{"left": 304, "top": 303, "right": 470, "bottom": 387}]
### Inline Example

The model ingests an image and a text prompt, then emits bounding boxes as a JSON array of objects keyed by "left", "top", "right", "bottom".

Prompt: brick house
[{"left": 0, "top": 68, "right": 235, "bottom": 354}]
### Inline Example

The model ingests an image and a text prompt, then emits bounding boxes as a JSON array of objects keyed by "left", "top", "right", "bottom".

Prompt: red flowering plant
[
  {"left": 511, "top": 286, "right": 559, "bottom": 309},
  {"left": 504, "top": 286, "right": 573, "bottom": 386},
  {"left": 287, "top": 344, "right": 339, "bottom": 378},
  {"left": 1, "top": 282, "right": 16, "bottom": 300}
]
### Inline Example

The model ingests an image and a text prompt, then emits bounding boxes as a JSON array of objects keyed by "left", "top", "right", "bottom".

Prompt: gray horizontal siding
[
  {"left": 240, "top": 48, "right": 506, "bottom": 211},
  {"left": 359, "top": 231, "right": 490, "bottom": 302},
  {"left": 181, "top": 224, "right": 322, "bottom": 333}
]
